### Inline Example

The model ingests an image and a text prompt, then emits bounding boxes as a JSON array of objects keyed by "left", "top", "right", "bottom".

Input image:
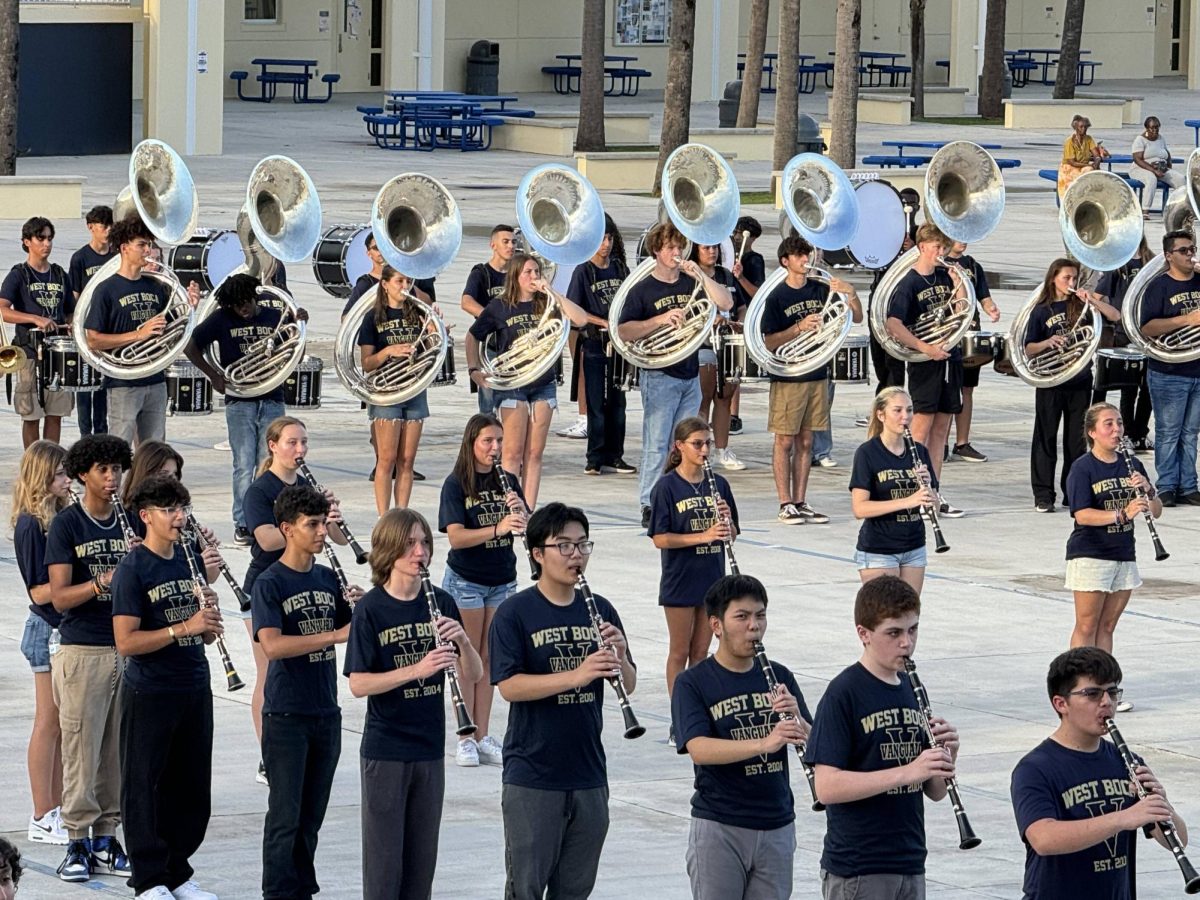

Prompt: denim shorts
[
  {"left": 1065, "top": 557, "right": 1142, "bottom": 593},
  {"left": 495, "top": 381, "right": 557, "bottom": 410},
  {"left": 368, "top": 390, "right": 429, "bottom": 422},
  {"left": 698, "top": 348, "right": 718, "bottom": 367},
  {"left": 855, "top": 546, "right": 928, "bottom": 571},
  {"left": 442, "top": 567, "right": 516, "bottom": 610},
  {"left": 21, "top": 613, "right": 52, "bottom": 673}
]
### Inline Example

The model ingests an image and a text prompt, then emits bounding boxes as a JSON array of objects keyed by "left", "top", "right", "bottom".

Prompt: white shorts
[{"left": 1065, "top": 558, "right": 1142, "bottom": 593}]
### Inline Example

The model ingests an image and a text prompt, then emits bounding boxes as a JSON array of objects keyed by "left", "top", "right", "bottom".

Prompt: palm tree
[
  {"left": 654, "top": 0, "right": 697, "bottom": 195},
  {"left": 575, "top": 0, "right": 606, "bottom": 152},
  {"left": 772, "top": 0, "right": 800, "bottom": 173},
  {"left": 909, "top": 0, "right": 926, "bottom": 118},
  {"left": 0, "top": 0, "right": 17, "bottom": 176},
  {"left": 978, "top": 0, "right": 1007, "bottom": 118},
  {"left": 828, "top": 0, "right": 862, "bottom": 169},
  {"left": 736, "top": 0, "right": 770, "bottom": 128},
  {"left": 1053, "top": 0, "right": 1085, "bottom": 100}
]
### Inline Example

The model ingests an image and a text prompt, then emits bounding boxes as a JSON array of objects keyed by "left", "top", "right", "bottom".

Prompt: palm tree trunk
[
  {"left": 0, "top": 0, "right": 18, "bottom": 176},
  {"left": 574, "top": 0, "right": 607, "bottom": 152},
  {"left": 654, "top": 0, "right": 697, "bottom": 195},
  {"left": 772, "top": 0, "right": 800, "bottom": 173},
  {"left": 909, "top": 0, "right": 926, "bottom": 119},
  {"left": 829, "top": 0, "right": 861, "bottom": 169},
  {"left": 736, "top": 0, "right": 770, "bottom": 128},
  {"left": 1053, "top": 0, "right": 1085, "bottom": 100},
  {"left": 978, "top": 0, "right": 1007, "bottom": 118}
]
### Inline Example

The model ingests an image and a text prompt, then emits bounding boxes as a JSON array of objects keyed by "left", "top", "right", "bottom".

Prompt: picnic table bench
[
  {"left": 542, "top": 55, "right": 650, "bottom": 96},
  {"left": 1185, "top": 119, "right": 1200, "bottom": 146},
  {"left": 230, "top": 59, "right": 339, "bottom": 103},
  {"left": 364, "top": 98, "right": 506, "bottom": 152},
  {"left": 829, "top": 50, "right": 910, "bottom": 88},
  {"left": 1037, "top": 168, "right": 1172, "bottom": 211},
  {"left": 865, "top": 141, "right": 1019, "bottom": 171},
  {"left": 1016, "top": 48, "right": 1097, "bottom": 86}
]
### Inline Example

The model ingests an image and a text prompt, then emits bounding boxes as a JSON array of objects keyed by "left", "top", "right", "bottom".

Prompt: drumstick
[{"left": 736, "top": 230, "right": 750, "bottom": 265}]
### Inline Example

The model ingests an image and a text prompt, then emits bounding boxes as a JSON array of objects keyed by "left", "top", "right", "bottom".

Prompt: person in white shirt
[{"left": 1129, "top": 116, "right": 1184, "bottom": 215}]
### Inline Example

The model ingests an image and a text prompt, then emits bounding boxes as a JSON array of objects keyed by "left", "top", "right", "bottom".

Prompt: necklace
[{"left": 78, "top": 499, "right": 117, "bottom": 531}]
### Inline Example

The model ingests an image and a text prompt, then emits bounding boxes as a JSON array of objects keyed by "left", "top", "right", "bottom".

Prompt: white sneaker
[
  {"left": 855, "top": 415, "right": 869, "bottom": 428},
  {"left": 557, "top": 417, "right": 588, "bottom": 438},
  {"left": 456, "top": 738, "right": 480, "bottom": 767},
  {"left": 477, "top": 735, "right": 504, "bottom": 766},
  {"left": 172, "top": 881, "right": 219, "bottom": 900},
  {"left": 29, "top": 807, "right": 68, "bottom": 844},
  {"left": 816, "top": 457, "right": 839, "bottom": 468},
  {"left": 213, "top": 440, "right": 231, "bottom": 451},
  {"left": 718, "top": 448, "right": 746, "bottom": 470},
  {"left": 135, "top": 888, "right": 175, "bottom": 900},
  {"left": 1116, "top": 699, "right": 1134, "bottom": 713}
]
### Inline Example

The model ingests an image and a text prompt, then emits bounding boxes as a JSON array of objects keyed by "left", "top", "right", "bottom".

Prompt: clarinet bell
[
  {"left": 454, "top": 702, "right": 478, "bottom": 737},
  {"left": 621, "top": 704, "right": 645, "bottom": 740},
  {"left": 225, "top": 659, "right": 246, "bottom": 693},
  {"left": 957, "top": 813, "right": 982, "bottom": 850}
]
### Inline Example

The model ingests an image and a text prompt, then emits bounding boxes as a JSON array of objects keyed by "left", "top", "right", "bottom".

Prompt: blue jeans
[
  {"left": 226, "top": 398, "right": 286, "bottom": 527},
  {"left": 812, "top": 381, "right": 835, "bottom": 461},
  {"left": 637, "top": 370, "right": 701, "bottom": 507},
  {"left": 1147, "top": 369, "right": 1200, "bottom": 493},
  {"left": 76, "top": 388, "right": 108, "bottom": 435}
]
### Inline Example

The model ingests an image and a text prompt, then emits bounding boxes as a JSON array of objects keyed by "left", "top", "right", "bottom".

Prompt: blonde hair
[
  {"left": 368, "top": 508, "right": 434, "bottom": 587},
  {"left": 257, "top": 415, "right": 307, "bottom": 477},
  {"left": 867, "top": 387, "right": 911, "bottom": 440},
  {"left": 11, "top": 441, "right": 68, "bottom": 532}
]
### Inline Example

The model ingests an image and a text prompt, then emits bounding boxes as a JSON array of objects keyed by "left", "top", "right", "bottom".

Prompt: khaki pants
[{"left": 52, "top": 643, "right": 123, "bottom": 838}]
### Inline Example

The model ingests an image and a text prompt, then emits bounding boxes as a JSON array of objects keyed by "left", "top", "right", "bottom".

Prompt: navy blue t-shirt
[
  {"left": 1012, "top": 738, "right": 1140, "bottom": 900},
  {"left": 805, "top": 662, "right": 929, "bottom": 877},
  {"left": 1095, "top": 259, "right": 1143, "bottom": 344},
  {"left": 252, "top": 559, "right": 352, "bottom": 717},
  {"left": 343, "top": 583, "right": 463, "bottom": 762},
  {"left": 759, "top": 279, "right": 832, "bottom": 383},
  {"left": 1026, "top": 299, "right": 1094, "bottom": 391},
  {"left": 1, "top": 263, "right": 74, "bottom": 347},
  {"left": 357, "top": 303, "right": 426, "bottom": 350},
  {"left": 242, "top": 471, "right": 291, "bottom": 595},
  {"left": 887, "top": 267, "right": 964, "bottom": 372},
  {"left": 83, "top": 272, "right": 169, "bottom": 388},
  {"left": 849, "top": 437, "right": 938, "bottom": 555},
  {"left": 469, "top": 298, "right": 556, "bottom": 391},
  {"left": 946, "top": 254, "right": 991, "bottom": 329},
  {"left": 1138, "top": 271, "right": 1200, "bottom": 377},
  {"left": 14, "top": 513, "right": 63, "bottom": 627},
  {"left": 489, "top": 585, "right": 632, "bottom": 791},
  {"left": 190, "top": 304, "right": 285, "bottom": 403},
  {"left": 341, "top": 273, "right": 378, "bottom": 317},
  {"left": 742, "top": 250, "right": 766, "bottom": 289},
  {"left": 462, "top": 262, "right": 507, "bottom": 312},
  {"left": 69, "top": 244, "right": 116, "bottom": 294},
  {"left": 438, "top": 470, "right": 524, "bottom": 587},
  {"left": 45, "top": 502, "right": 127, "bottom": 645},
  {"left": 648, "top": 469, "right": 739, "bottom": 607},
  {"left": 566, "top": 259, "right": 628, "bottom": 327},
  {"left": 1065, "top": 452, "right": 1146, "bottom": 562},
  {"left": 617, "top": 272, "right": 701, "bottom": 380},
  {"left": 672, "top": 655, "right": 811, "bottom": 831},
  {"left": 111, "top": 544, "right": 209, "bottom": 693}
]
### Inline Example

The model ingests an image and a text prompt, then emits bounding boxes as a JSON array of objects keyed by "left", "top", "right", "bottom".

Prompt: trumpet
[
  {"left": 179, "top": 537, "right": 245, "bottom": 693},
  {"left": 751, "top": 640, "right": 822, "bottom": 811},
  {"left": 296, "top": 457, "right": 368, "bottom": 564},
  {"left": 902, "top": 428, "right": 949, "bottom": 554},
  {"left": 701, "top": 457, "right": 739, "bottom": 575},
  {"left": 184, "top": 510, "right": 250, "bottom": 608},
  {"left": 492, "top": 455, "right": 534, "bottom": 579},
  {"left": 576, "top": 572, "right": 644, "bottom": 739},
  {"left": 417, "top": 564, "right": 476, "bottom": 736},
  {"left": 1117, "top": 438, "right": 1169, "bottom": 562}
]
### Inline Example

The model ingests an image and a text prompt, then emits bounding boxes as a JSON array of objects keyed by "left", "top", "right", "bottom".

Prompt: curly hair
[
  {"left": 0, "top": 835, "right": 21, "bottom": 889},
  {"left": 64, "top": 434, "right": 133, "bottom": 481},
  {"left": 214, "top": 272, "right": 261, "bottom": 313},
  {"left": 109, "top": 215, "right": 155, "bottom": 250}
]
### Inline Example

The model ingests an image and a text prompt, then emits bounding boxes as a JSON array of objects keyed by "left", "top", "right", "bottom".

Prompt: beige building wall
[{"left": 223, "top": 0, "right": 340, "bottom": 96}]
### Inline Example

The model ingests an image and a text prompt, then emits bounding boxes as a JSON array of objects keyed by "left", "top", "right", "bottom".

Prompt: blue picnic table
[
  {"left": 829, "top": 50, "right": 910, "bottom": 87},
  {"left": 864, "top": 141, "right": 1020, "bottom": 170},
  {"left": 542, "top": 55, "right": 651, "bottom": 96},
  {"left": 1015, "top": 48, "right": 1095, "bottom": 85},
  {"left": 229, "top": 58, "right": 340, "bottom": 103},
  {"left": 364, "top": 97, "right": 507, "bottom": 152},
  {"left": 383, "top": 91, "right": 530, "bottom": 116}
]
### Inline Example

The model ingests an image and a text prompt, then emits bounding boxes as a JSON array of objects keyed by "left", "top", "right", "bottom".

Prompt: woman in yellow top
[{"left": 1057, "top": 114, "right": 1110, "bottom": 197}]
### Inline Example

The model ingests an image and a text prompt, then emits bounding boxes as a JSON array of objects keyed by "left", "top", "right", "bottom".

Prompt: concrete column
[
  {"left": 143, "top": 0, "right": 224, "bottom": 155},
  {"left": 694, "top": 0, "right": 741, "bottom": 101},
  {"left": 383, "top": 0, "right": 444, "bottom": 91},
  {"left": 1189, "top": 0, "right": 1200, "bottom": 90},
  {"left": 948, "top": 0, "right": 980, "bottom": 93}
]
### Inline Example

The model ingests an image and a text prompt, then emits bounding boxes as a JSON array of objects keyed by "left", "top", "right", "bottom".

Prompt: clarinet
[
  {"left": 1117, "top": 438, "right": 1169, "bottom": 562},
  {"left": 903, "top": 658, "right": 980, "bottom": 850},
  {"left": 492, "top": 454, "right": 534, "bottom": 579},
  {"left": 296, "top": 457, "right": 368, "bottom": 564},
  {"left": 110, "top": 490, "right": 138, "bottom": 549},
  {"left": 751, "top": 640, "right": 823, "bottom": 812},
  {"left": 576, "top": 572, "right": 644, "bottom": 739},
  {"left": 1104, "top": 717, "right": 1200, "bottom": 894},
  {"left": 417, "top": 564, "right": 476, "bottom": 736},
  {"left": 322, "top": 543, "right": 355, "bottom": 607},
  {"left": 185, "top": 510, "right": 250, "bottom": 608},
  {"left": 700, "top": 457, "right": 739, "bottom": 575},
  {"left": 901, "top": 427, "right": 950, "bottom": 554},
  {"left": 179, "top": 538, "right": 245, "bottom": 693}
]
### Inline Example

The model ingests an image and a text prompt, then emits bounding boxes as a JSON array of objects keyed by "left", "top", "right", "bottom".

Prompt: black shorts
[
  {"left": 907, "top": 357, "right": 963, "bottom": 415},
  {"left": 962, "top": 361, "right": 981, "bottom": 389}
]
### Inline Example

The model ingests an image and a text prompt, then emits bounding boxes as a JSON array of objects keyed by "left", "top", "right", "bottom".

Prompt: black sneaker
[
  {"left": 58, "top": 838, "right": 92, "bottom": 882},
  {"left": 90, "top": 835, "right": 131, "bottom": 875},
  {"left": 728, "top": 415, "right": 743, "bottom": 435},
  {"left": 952, "top": 442, "right": 988, "bottom": 463},
  {"left": 412, "top": 469, "right": 426, "bottom": 482},
  {"left": 1181, "top": 491, "right": 1200, "bottom": 506},
  {"left": 943, "top": 443, "right": 950, "bottom": 462},
  {"left": 1034, "top": 500, "right": 1055, "bottom": 513},
  {"left": 608, "top": 458, "right": 637, "bottom": 474},
  {"left": 1133, "top": 437, "right": 1153, "bottom": 453},
  {"left": 257, "top": 759, "right": 269, "bottom": 785},
  {"left": 641, "top": 505, "right": 651, "bottom": 529},
  {"left": 1160, "top": 490, "right": 1177, "bottom": 508},
  {"left": 584, "top": 464, "right": 602, "bottom": 476},
  {"left": 667, "top": 723, "right": 676, "bottom": 748},
  {"left": 233, "top": 525, "right": 252, "bottom": 546}
]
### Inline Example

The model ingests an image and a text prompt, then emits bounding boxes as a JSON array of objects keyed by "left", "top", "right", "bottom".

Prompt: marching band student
[
  {"left": 252, "top": 484, "right": 358, "bottom": 900},
  {"left": 728, "top": 215, "right": 765, "bottom": 438},
  {"left": 1065, "top": 403, "right": 1160, "bottom": 712},
  {"left": 762, "top": 235, "right": 861, "bottom": 524},
  {"left": 850, "top": 387, "right": 939, "bottom": 594},
  {"left": 46, "top": 434, "right": 134, "bottom": 883},
  {"left": 69, "top": 205, "right": 116, "bottom": 436},
  {"left": 1, "top": 216, "right": 75, "bottom": 447},
  {"left": 12, "top": 441, "right": 70, "bottom": 846},
  {"left": 672, "top": 574, "right": 811, "bottom": 900},
  {"left": 111, "top": 474, "right": 221, "bottom": 900},
  {"left": 466, "top": 253, "right": 591, "bottom": 510},
  {"left": 1011, "top": 647, "right": 1188, "bottom": 898},
  {"left": 806, "top": 576, "right": 963, "bottom": 900},
  {"left": 345, "top": 508, "right": 482, "bottom": 900},
  {"left": 1093, "top": 237, "right": 1155, "bottom": 449},
  {"left": 618, "top": 222, "right": 733, "bottom": 529},
  {"left": 691, "top": 241, "right": 746, "bottom": 471},
  {"left": 566, "top": 213, "right": 636, "bottom": 477},
  {"left": 1025, "top": 259, "right": 1121, "bottom": 514},
  {"left": 120, "top": 441, "right": 184, "bottom": 510},
  {"left": 944, "top": 241, "right": 1001, "bottom": 463},
  {"left": 864, "top": 188, "right": 920, "bottom": 411},
  {"left": 649, "top": 416, "right": 739, "bottom": 732},
  {"left": 438, "top": 413, "right": 527, "bottom": 767},
  {"left": 341, "top": 230, "right": 387, "bottom": 318},
  {"left": 0, "top": 837, "right": 19, "bottom": 900},
  {"left": 461, "top": 224, "right": 516, "bottom": 415},
  {"left": 84, "top": 215, "right": 199, "bottom": 446},
  {"left": 489, "top": 502, "right": 637, "bottom": 900}
]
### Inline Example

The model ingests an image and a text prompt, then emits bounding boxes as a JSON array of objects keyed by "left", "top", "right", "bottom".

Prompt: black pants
[
  {"left": 1032, "top": 386, "right": 1089, "bottom": 504},
  {"left": 119, "top": 684, "right": 213, "bottom": 894},
  {"left": 869, "top": 327, "right": 906, "bottom": 396},
  {"left": 361, "top": 757, "right": 444, "bottom": 900},
  {"left": 581, "top": 341, "right": 627, "bottom": 468},
  {"left": 1093, "top": 374, "right": 1153, "bottom": 442},
  {"left": 262, "top": 712, "right": 341, "bottom": 900}
]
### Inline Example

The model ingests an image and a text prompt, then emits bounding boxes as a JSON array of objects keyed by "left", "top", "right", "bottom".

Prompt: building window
[
  {"left": 614, "top": 0, "right": 671, "bottom": 46},
  {"left": 245, "top": 0, "right": 278, "bottom": 23}
]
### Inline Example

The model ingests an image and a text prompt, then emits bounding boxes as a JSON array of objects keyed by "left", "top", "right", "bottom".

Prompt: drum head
[
  {"left": 204, "top": 231, "right": 244, "bottom": 288},
  {"left": 848, "top": 181, "right": 906, "bottom": 269},
  {"left": 344, "top": 227, "right": 372, "bottom": 285}
]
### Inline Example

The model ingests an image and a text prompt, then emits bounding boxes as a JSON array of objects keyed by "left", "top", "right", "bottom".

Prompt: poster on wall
[
  {"left": 614, "top": 0, "right": 671, "bottom": 46},
  {"left": 345, "top": 0, "right": 362, "bottom": 38},
  {"left": 318, "top": 10, "right": 330, "bottom": 33}
]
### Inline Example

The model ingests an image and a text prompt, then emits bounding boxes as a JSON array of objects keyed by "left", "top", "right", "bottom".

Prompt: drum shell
[
  {"left": 1092, "top": 347, "right": 1146, "bottom": 392},
  {"left": 284, "top": 355, "right": 324, "bottom": 408},
  {"left": 610, "top": 345, "right": 641, "bottom": 391},
  {"left": 833, "top": 334, "right": 870, "bottom": 383},
  {"left": 166, "top": 361, "right": 213, "bottom": 416},
  {"left": 992, "top": 334, "right": 1018, "bottom": 377},
  {"left": 959, "top": 330, "right": 998, "bottom": 368},
  {"left": 166, "top": 230, "right": 242, "bottom": 293},
  {"left": 40, "top": 336, "right": 103, "bottom": 393},
  {"left": 312, "top": 225, "right": 371, "bottom": 298},
  {"left": 432, "top": 336, "right": 457, "bottom": 387},
  {"left": 717, "top": 333, "right": 767, "bottom": 382}
]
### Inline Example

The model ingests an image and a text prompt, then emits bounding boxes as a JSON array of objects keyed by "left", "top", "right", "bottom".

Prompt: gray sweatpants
[
  {"left": 360, "top": 757, "right": 444, "bottom": 900},
  {"left": 685, "top": 818, "right": 795, "bottom": 900},
  {"left": 820, "top": 870, "right": 927, "bottom": 900},
  {"left": 501, "top": 783, "right": 609, "bottom": 900}
]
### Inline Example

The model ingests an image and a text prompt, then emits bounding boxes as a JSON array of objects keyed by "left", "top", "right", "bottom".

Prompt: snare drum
[
  {"left": 311, "top": 225, "right": 372, "bottom": 298},
  {"left": 716, "top": 333, "right": 767, "bottom": 383},
  {"left": 958, "top": 331, "right": 999, "bottom": 368},
  {"left": 833, "top": 334, "right": 870, "bottom": 383},
  {"left": 992, "top": 334, "right": 1018, "bottom": 377},
  {"left": 610, "top": 350, "right": 641, "bottom": 392},
  {"left": 284, "top": 356, "right": 324, "bottom": 408},
  {"left": 166, "top": 361, "right": 213, "bottom": 416},
  {"left": 39, "top": 336, "right": 102, "bottom": 393},
  {"left": 166, "top": 230, "right": 243, "bottom": 293},
  {"left": 1093, "top": 347, "right": 1146, "bottom": 392},
  {"left": 432, "top": 337, "right": 457, "bottom": 387}
]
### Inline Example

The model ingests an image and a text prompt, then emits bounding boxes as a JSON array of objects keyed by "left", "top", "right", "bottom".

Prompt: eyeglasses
[
  {"left": 538, "top": 540, "right": 595, "bottom": 557},
  {"left": 1066, "top": 686, "right": 1124, "bottom": 702},
  {"left": 684, "top": 439, "right": 715, "bottom": 450},
  {"left": 146, "top": 505, "right": 186, "bottom": 515},
  {"left": 1170, "top": 246, "right": 1197, "bottom": 256}
]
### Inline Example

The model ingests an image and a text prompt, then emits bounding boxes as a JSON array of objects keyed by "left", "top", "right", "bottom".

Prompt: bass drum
[
  {"left": 39, "top": 336, "right": 103, "bottom": 393},
  {"left": 166, "top": 230, "right": 244, "bottom": 293},
  {"left": 311, "top": 225, "right": 372, "bottom": 298},
  {"left": 284, "top": 356, "right": 324, "bottom": 408},
  {"left": 787, "top": 180, "right": 906, "bottom": 271},
  {"left": 166, "top": 361, "right": 213, "bottom": 416}
]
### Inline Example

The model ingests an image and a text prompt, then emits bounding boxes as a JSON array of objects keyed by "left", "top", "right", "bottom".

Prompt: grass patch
[
  {"left": 740, "top": 191, "right": 776, "bottom": 205},
  {"left": 598, "top": 144, "right": 658, "bottom": 152},
  {"left": 914, "top": 116, "right": 1004, "bottom": 126}
]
